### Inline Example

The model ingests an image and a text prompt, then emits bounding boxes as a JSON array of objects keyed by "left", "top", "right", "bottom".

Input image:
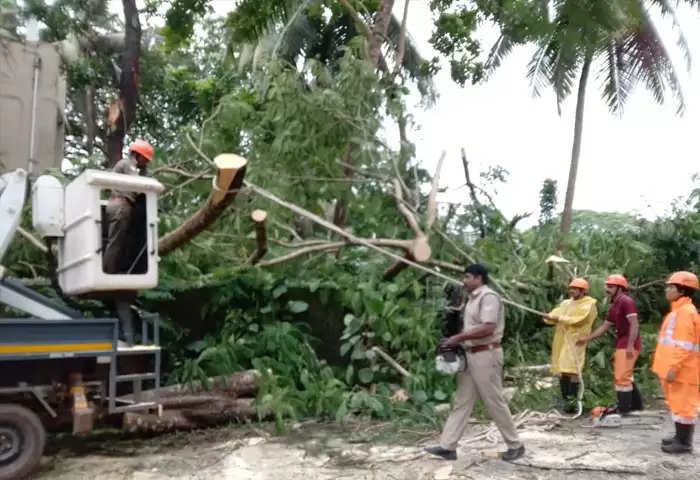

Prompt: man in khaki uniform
[{"left": 426, "top": 264, "right": 524, "bottom": 462}]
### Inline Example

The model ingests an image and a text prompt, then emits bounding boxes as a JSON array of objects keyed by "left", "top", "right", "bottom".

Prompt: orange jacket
[{"left": 652, "top": 297, "right": 700, "bottom": 385}]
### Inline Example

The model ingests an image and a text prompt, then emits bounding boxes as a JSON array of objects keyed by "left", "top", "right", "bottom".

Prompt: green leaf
[
  {"left": 345, "top": 365, "right": 354, "bottom": 384},
  {"left": 273, "top": 285, "right": 288, "bottom": 298},
  {"left": 434, "top": 390, "right": 447, "bottom": 401},
  {"left": 248, "top": 323, "right": 259, "bottom": 333},
  {"left": 413, "top": 390, "right": 428, "bottom": 404},
  {"left": 367, "top": 396, "right": 384, "bottom": 413},
  {"left": 287, "top": 301, "right": 309, "bottom": 313},
  {"left": 358, "top": 368, "right": 374, "bottom": 384},
  {"left": 308, "top": 279, "right": 321, "bottom": 292}
]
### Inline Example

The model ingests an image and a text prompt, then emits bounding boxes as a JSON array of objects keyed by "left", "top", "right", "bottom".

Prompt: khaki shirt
[
  {"left": 111, "top": 157, "right": 143, "bottom": 202},
  {"left": 462, "top": 285, "right": 504, "bottom": 347}
]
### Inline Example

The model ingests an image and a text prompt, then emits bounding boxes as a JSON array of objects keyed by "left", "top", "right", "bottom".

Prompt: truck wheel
[{"left": 0, "top": 404, "right": 46, "bottom": 480}]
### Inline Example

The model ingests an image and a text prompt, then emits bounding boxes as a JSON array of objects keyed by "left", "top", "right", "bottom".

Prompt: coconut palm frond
[
  {"left": 484, "top": 34, "right": 517, "bottom": 75},
  {"left": 549, "top": 46, "right": 581, "bottom": 114},
  {"left": 649, "top": 0, "right": 691, "bottom": 70},
  {"left": 598, "top": 39, "right": 633, "bottom": 114},
  {"left": 527, "top": 37, "right": 555, "bottom": 98},
  {"left": 624, "top": 7, "right": 685, "bottom": 114}
]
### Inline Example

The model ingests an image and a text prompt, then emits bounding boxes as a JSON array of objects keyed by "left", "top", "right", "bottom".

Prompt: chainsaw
[{"left": 590, "top": 407, "right": 665, "bottom": 427}]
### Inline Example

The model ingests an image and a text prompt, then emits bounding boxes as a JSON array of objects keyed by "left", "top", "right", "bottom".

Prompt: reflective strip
[
  {"left": 0, "top": 343, "right": 113, "bottom": 354},
  {"left": 659, "top": 312, "right": 700, "bottom": 352},
  {"left": 672, "top": 413, "right": 697, "bottom": 425},
  {"left": 615, "top": 385, "right": 633, "bottom": 392}
]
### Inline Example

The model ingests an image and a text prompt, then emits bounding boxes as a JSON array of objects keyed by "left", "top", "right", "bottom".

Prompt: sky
[{"left": 131, "top": 1, "right": 700, "bottom": 226}]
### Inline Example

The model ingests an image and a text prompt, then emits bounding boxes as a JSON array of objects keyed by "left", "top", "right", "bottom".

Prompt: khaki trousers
[{"left": 440, "top": 348, "right": 522, "bottom": 450}]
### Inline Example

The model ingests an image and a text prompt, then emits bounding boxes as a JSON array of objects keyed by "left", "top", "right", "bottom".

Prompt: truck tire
[{"left": 0, "top": 404, "right": 46, "bottom": 480}]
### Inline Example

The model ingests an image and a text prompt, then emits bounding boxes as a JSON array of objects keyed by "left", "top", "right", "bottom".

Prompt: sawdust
[{"left": 33, "top": 414, "right": 699, "bottom": 480}]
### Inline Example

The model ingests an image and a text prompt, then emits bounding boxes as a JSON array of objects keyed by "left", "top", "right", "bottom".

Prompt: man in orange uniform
[
  {"left": 652, "top": 271, "right": 699, "bottom": 454},
  {"left": 577, "top": 274, "right": 643, "bottom": 413}
]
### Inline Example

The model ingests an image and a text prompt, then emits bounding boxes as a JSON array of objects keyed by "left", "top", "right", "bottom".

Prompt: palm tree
[{"left": 486, "top": 0, "right": 692, "bottom": 249}]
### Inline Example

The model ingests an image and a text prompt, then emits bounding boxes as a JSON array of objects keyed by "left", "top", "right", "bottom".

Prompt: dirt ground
[{"left": 32, "top": 412, "right": 699, "bottom": 480}]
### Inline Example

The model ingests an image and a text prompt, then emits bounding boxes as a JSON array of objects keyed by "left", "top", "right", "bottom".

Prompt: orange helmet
[
  {"left": 128, "top": 140, "right": 154, "bottom": 162},
  {"left": 665, "top": 271, "right": 699, "bottom": 291},
  {"left": 605, "top": 274, "right": 628, "bottom": 289},
  {"left": 568, "top": 278, "right": 589, "bottom": 292}
]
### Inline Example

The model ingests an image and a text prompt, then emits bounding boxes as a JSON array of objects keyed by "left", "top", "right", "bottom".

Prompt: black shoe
[
  {"left": 424, "top": 446, "right": 457, "bottom": 460},
  {"left": 501, "top": 445, "right": 525, "bottom": 462}
]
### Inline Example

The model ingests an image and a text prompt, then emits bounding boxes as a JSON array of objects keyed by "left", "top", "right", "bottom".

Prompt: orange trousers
[
  {"left": 660, "top": 380, "right": 699, "bottom": 424},
  {"left": 613, "top": 349, "right": 639, "bottom": 392}
]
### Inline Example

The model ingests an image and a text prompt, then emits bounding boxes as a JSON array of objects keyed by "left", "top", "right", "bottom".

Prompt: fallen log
[
  {"left": 117, "top": 370, "right": 261, "bottom": 403},
  {"left": 122, "top": 398, "right": 257, "bottom": 434}
]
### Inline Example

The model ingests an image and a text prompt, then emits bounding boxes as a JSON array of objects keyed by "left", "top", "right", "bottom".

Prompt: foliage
[
  {"left": 3, "top": 2, "right": 700, "bottom": 431},
  {"left": 539, "top": 178, "right": 558, "bottom": 224}
]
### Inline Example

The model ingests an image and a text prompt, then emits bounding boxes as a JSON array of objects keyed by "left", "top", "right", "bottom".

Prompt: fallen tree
[
  {"left": 118, "top": 370, "right": 261, "bottom": 403},
  {"left": 123, "top": 398, "right": 256, "bottom": 434}
]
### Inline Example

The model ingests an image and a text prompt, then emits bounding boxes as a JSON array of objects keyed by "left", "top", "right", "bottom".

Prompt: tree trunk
[
  {"left": 369, "top": 0, "right": 396, "bottom": 66},
  {"left": 559, "top": 55, "right": 592, "bottom": 249},
  {"left": 105, "top": 0, "right": 141, "bottom": 167},
  {"left": 117, "top": 370, "right": 261, "bottom": 403}
]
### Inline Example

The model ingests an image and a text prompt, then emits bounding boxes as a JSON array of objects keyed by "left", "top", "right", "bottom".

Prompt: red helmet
[
  {"left": 568, "top": 278, "right": 589, "bottom": 292},
  {"left": 128, "top": 140, "right": 154, "bottom": 162},
  {"left": 666, "top": 271, "right": 699, "bottom": 291},
  {"left": 605, "top": 274, "right": 628, "bottom": 289}
]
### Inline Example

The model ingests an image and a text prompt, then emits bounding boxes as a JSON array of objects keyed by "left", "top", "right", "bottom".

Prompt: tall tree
[
  {"left": 431, "top": 0, "right": 694, "bottom": 248},
  {"left": 488, "top": 1, "right": 690, "bottom": 249}
]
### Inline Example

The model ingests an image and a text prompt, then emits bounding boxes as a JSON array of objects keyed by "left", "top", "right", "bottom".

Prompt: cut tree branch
[
  {"left": 426, "top": 152, "right": 445, "bottom": 230},
  {"left": 247, "top": 210, "right": 268, "bottom": 265},
  {"left": 394, "top": 179, "right": 423, "bottom": 238},
  {"left": 159, "top": 154, "right": 247, "bottom": 256},
  {"left": 461, "top": 147, "right": 485, "bottom": 238}
]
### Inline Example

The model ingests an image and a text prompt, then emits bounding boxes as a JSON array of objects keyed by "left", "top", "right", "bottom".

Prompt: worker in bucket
[
  {"left": 425, "top": 264, "right": 525, "bottom": 462},
  {"left": 102, "top": 139, "right": 153, "bottom": 345},
  {"left": 652, "top": 271, "right": 699, "bottom": 454},
  {"left": 576, "top": 274, "right": 643, "bottom": 413},
  {"left": 543, "top": 278, "right": 597, "bottom": 413},
  {"left": 103, "top": 139, "right": 153, "bottom": 274}
]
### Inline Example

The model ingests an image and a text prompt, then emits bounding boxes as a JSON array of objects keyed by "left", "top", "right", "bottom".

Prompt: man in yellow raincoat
[{"left": 543, "top": 278, "right": 597, "bottom": 412}]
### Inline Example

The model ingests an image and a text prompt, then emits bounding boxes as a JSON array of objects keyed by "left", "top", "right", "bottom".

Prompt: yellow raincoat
[{"left": 546, "top": 296, "right": 598, "bottom": 375}]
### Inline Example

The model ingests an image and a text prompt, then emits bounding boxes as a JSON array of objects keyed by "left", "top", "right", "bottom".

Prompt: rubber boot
[
  {"left": 615, "top": 391, "right": 633, "bottom": 415},
  {"left": 116, "top": 300, "right": 135, "bottom": 346},
  {"left": 557, "top": 377, "right": 572, "bottom": 411},
  {"left": 565, "top": 381, "right": 579, "bottom": 413},
  {"left": 630, "top": 382, "right": 644, "bottom": 411},
  {"left": 661, "top": 423, "right": 693, "bottom": 454}
]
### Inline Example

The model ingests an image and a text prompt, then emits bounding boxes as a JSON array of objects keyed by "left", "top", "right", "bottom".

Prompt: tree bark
[
  {"left": 122, "top": 398, "right": 257, "bottom": 434},
  {"left": 559, "top": 55, "right": 592, "bottom": 249},
  {"left": 105, "top": 0, "right": 141, "bottom": 167},
  {"left": 158, "top": 154, "right": 247, "bottom": 256},
  {"left": 117, "top": 370, "right": 261, "bottom": 403}
]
